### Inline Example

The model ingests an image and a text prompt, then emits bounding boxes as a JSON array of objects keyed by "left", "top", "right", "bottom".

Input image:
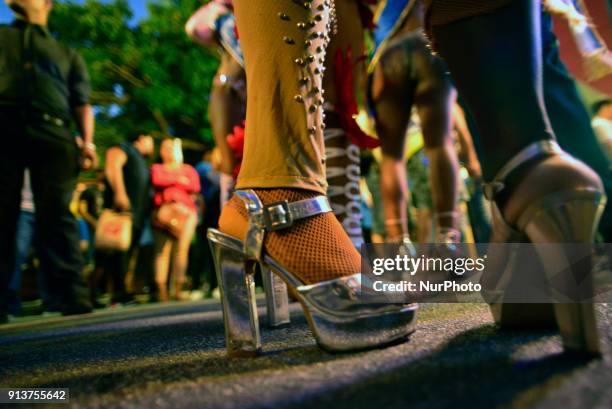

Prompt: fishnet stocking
[{"left": 218, "top": 189, "right": 360, "bottom": 284}]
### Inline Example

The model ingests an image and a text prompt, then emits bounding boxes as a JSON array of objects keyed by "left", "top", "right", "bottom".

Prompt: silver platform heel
[
  {"left": 482, "top": 140, "right": 606, "bottom": 355},
  {"left": 260, "top": 265, "right": 290, "bottom": 327},
  {"left": 208, "top": 231, "right": 261, "bottom": 357},
  {"left": 522, "top": 189, "right": 605, "bottom": 355},
  {"left": 208, "top": 190, "right": 417, "bottom": 356}
]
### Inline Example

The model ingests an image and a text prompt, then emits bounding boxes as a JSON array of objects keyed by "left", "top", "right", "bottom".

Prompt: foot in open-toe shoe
[
  {"left": 482, "top": 140, "right": 606, "bottom": 355},
  {"left": 209, "top": 188, "right": 417, "bottom": 356}
]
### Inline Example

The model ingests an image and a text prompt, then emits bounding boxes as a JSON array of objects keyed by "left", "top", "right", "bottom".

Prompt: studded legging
[{"left": 233, "top": 0, "right": 334, "bottom": 194}]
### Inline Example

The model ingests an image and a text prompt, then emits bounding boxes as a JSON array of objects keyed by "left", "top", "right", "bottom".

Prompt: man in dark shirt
[
  {"left": 0, "top": 0, "right": 97, "bottom": 322},
  {"left": 102, "top": 133, "right": 153, "bottom": 304}
]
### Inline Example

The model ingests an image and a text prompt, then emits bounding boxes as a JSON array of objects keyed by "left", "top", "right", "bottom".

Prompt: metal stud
[
  {"left": 278, "top": 12, "right": 290, "bottom": 21},
  {"left": 294, "top": 58, "right": 305, "bottom": 65},
  {"left": 309, "top": 127, "right": 317, "bottom": 134},
  {"left": 294, "top": 95, "right": 304, "bottom": 103},
  {"left": 284, "top": 37, "right": 295, "bottom": 45},
  {"left": 309, "top": 105, "right": 317, "bottom": 113}
]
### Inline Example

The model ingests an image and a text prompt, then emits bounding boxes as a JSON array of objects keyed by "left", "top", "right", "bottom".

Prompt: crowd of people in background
[
  {"left": 7, "top": 93, "right": 612, "bottom": 319},
  {"left": 5, "top": 128, "right": 226, "bottom": 316}
]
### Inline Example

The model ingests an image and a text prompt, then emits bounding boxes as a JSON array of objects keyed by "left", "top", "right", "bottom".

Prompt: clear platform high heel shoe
[
  {"left": 260, "top": 265, "right": 290, "bottom": 327},
  {"left": 208, "top": 190, "right": 418, "bottom": 357},
  {"left": 482, "top": 140, "right": 606, "bottom": 355}
]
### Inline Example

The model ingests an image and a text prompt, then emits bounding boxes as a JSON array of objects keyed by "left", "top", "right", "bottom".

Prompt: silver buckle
[{"left": 262, "top": 201, "right": 293, "bottom": 231}]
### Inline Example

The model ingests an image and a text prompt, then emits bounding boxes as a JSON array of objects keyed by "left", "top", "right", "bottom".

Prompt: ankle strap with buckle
[
  {"left": 235, "top": 189, "right": 332, "bottom": 260},
  {"left": 483, "top": 140, "right": 563, "bottom": 201}
]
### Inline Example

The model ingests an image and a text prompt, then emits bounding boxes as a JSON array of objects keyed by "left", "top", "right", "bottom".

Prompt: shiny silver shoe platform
[{"left": 208, "top": 190, "right": 417, "bottom": 356}]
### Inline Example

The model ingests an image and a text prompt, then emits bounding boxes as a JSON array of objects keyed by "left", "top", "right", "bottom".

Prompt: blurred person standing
[
  {"left": 79, "top": 170, "right": 105, "bottom": 307},
  {"left": 191, "top": 148, "right": 221, "bottom": 296},
  {"left": 185, "top": 0, "right": 246, "bottom": 207},
  {"left": 102, "top": 133, "right": 153, "bottom": 305},
  {"left": 8, "top": 169, "right": 64, "bottom": 315},
  {"left": 592, "top": 99, "right": 612, "bottom": 160},
  {"left": 7, "top": 170, "right": 37, "bottom": 316},
  {"left": 78, "top": 170, "right": 105, "bottom": 265},
  {"left": 0, "top": 0, "right": 97, "bottom": 323},
  {"left": 151, "top": 138, "right": 200, "bottom": 302}
]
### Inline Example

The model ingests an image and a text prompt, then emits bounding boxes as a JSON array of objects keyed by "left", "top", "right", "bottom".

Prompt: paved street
[{"left": 1, "top": 300, "right": 611, "bottom": 409}]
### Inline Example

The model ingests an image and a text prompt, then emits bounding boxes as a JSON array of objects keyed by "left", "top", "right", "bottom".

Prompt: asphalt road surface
[{"left": 1, "top": 300, "right": 611, "bottom": 409}]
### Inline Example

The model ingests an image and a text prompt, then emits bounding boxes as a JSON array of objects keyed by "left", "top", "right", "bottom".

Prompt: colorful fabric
[
  {"left": 216, "top": 13, "right": 244, "bottom": 67},
  {"left": 334, "top": 48, "right": 380, "bottom": 149},
  {"left": 227, "top": 123, "right": 245, "bottom": 179},
  {"left": 369, "top": 0, "right": 416, "bottom": 72},
  {"left": 151, "top": 164, "right": 201, "bottom": 210}
]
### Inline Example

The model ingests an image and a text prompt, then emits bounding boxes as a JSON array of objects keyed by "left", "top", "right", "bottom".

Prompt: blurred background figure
[
  {"left": 78, "top": 170, "right": 106, "bottom": 307},
  {"left": 368, "top": 0, "right": 462, "bottom": 246},
  {"left": 101, "top": 133, "right": 153, "bottom": 305},
  {"left": 190, "top": 147, "right": 221, "bottom": 298},
  {"left": 7, "top": 169, "right": 64, "bottom": 316},
  {"left": 592, "top": 99, "right": 612, "bottom": 159},
  {"left": 0, "top": 0, "right": 97, "bottom": 323},
  {"left": 151, "top": 138, "right": 200, "bottom": 302},
  {"left": 79, "top": 170, "right": 105, "bottom": 266},
  {"left": 185, "top": 1, "right": 244, "bottom": 298},
  {"left": 185, "top": 0, "right": 246, "bottom": 206}
]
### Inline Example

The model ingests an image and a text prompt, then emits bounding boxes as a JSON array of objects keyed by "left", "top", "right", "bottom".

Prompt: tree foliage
[{"left": 48, "top": 0, "right": 219, "bottom": 160}]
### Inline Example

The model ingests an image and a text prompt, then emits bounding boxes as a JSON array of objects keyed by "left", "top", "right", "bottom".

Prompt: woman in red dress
[{"left": 151, "top": 138, "right": 200, "bottom": 301}]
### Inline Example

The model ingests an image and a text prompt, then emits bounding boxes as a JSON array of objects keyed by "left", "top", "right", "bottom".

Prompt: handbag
[
  {"left": 154, "top": 203, "right": 191, "bottom": 239},
  {"left": 95, "top": 209, "right": 133, "bottom": 252}
]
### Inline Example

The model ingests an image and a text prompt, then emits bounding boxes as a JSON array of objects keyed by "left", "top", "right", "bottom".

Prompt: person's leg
[
  {"left": 432, "top": 0, "right": 600, "bottom": 224},
  {"left": 430, "top": 0, "right": 604, "bottom": 353},
  {"left": 221, "top": 0, "right": 360, "bottom": 284},
  {"left": 433, "top": 0, "right": 552, "bottom": 180},
  {"left": 27, "top": 125, "right": 91, "bottom": 315},
  {"left": 209, "top": 54, "right": 247, "bottom": 176},
  {"left": 233, "top": 2, "right": 327, "bottom": 192},
  {"left": 412, "top": 37, "right": 460, "bottom": 241},
  {"left": 0, "top": 115, "right": 25, "bottom": 321},
  {"left": 370, "top": 40, "right": 414, "bottom": 242},
  {"left": 170, "top": 212, "right": 198, "bottom": 300},
  {"left": 88, "top": 250, "right": 107, "bottom": 308},
  {"left": 153, "top": 229, "right": 172, "bottom": 302},
  {"left": 8, "top": 211, "right": 37, "bottom": 315}
]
